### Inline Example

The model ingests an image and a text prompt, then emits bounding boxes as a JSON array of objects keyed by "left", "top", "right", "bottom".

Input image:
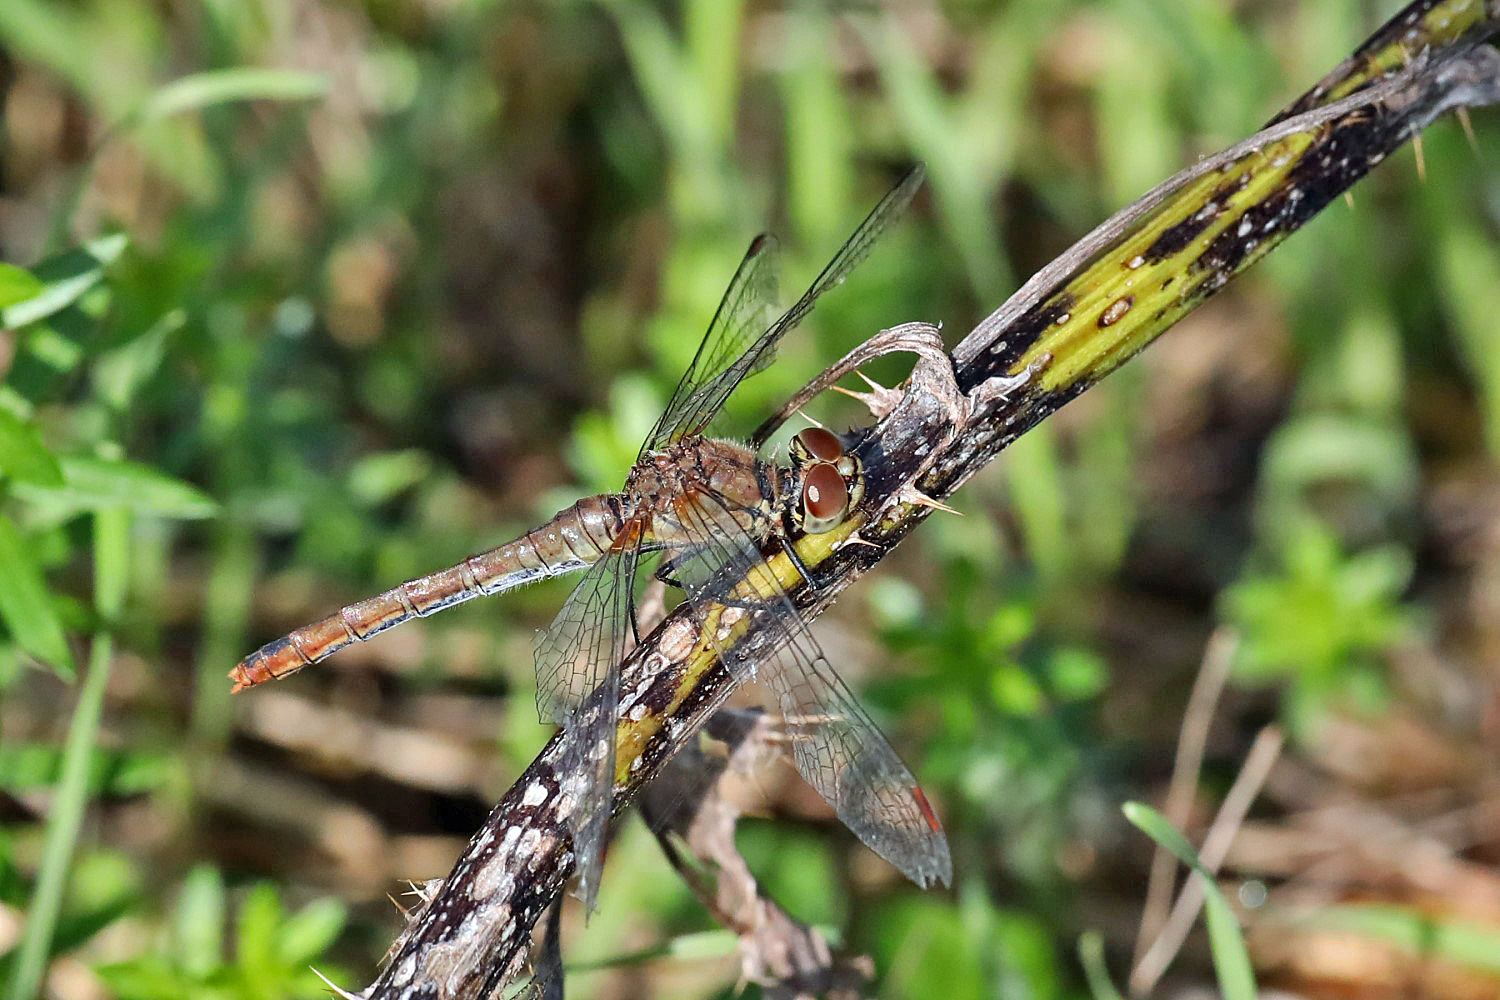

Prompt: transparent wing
[
  {"left": 646, "top": 163, "right": 925, "bottom": 452},
  {"left": 666, "top": 488, "right": 952, "bottom": 888},
  {"left": 533, "top": 536, "right": 640, "bottom": 911},
  {"left": 644, "top": 234, "right": 781, "bottom": 454}
]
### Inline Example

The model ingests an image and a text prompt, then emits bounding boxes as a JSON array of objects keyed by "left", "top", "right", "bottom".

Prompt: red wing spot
[
  {"left": 913, "top": 787, "right": 943, "bottom": 833},
  {"left": 795, "top": 427, "right": 844, "bottom": 462}
]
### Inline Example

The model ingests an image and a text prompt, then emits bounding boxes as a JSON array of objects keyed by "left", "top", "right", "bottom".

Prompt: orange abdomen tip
[{"left": 227, "top": 636, "right": 307, "bottom": 693}]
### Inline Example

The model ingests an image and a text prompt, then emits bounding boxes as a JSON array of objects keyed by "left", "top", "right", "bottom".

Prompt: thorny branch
[{"left": 359, "top": 3, "right": 1500, "bottom": 997}]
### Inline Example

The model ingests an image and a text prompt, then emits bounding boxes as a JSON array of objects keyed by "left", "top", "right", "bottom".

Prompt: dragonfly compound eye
[
  {"left": 794, "top": 426, "right": 844, "bottom": 463},
  {"left": 801, "top": 462, "right": 850, "bottom": 533}
]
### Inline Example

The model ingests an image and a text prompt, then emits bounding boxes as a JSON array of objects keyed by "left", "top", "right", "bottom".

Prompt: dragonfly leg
[
  {"left": 772, "top": 531, "right": 833, "bottom": 591},
  {"left": 653, "top": 551, "right": 692, "bottom": 590},
  {"left": 658, "top": 549, "right": 764, "bottom": 609},
  {"left": 657, "top": 498, "right": 774, "bottom": 596}
]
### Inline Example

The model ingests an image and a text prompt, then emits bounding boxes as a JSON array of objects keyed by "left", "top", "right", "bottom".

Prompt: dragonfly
[{"left": 230, "top": 165, "right": 953, "bottom": 908}]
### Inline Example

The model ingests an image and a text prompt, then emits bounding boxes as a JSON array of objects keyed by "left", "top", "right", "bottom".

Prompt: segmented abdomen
[{"left": 229, "top": 495, "right": 623, "bottom": 690}]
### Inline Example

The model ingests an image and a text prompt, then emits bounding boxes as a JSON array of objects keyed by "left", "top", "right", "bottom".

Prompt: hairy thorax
[{"left": 625, "top": 437, "right": 768, "bottom": 541}]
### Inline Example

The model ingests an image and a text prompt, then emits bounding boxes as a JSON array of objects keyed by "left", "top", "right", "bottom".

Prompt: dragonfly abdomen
[{"left": 229, "top": 494, "right": 624, "bottom": 691}]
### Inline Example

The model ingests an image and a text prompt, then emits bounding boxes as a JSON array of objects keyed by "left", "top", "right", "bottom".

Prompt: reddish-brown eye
[
  {"left": 802, "top": 463, "right": 849, "bottom": 531},
  {"left": 795, "top": 427, "right": 844, "bottom": 463}
]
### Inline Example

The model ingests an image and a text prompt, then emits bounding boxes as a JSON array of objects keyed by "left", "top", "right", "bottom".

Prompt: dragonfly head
[{"left": 788, "top": 427, "right": 865, "bottom": 534}]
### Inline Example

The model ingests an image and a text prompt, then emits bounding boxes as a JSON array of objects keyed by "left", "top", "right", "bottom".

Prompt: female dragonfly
[{"left": 231, "top": 166, "right": 952, "bottom": 907}]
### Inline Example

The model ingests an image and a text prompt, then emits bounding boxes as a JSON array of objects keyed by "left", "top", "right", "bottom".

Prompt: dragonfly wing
[
  {"left": 645, "top": 234, "right": 781, "bottom": 454},
  {"left": 668, "top": 490, "right": 952, "bottom": 888},
  {"left": 534, "top": 538, "right": 640, "bottom": 911},
  {"left": 646, "top": 163, "right": 925, "bottom": 451}
]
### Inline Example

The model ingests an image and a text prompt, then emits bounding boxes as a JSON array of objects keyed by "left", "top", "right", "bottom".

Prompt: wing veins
[
  {"left": 648, "top": 164, "right": 925, "bottom": 450},
  {"left": 533, "top": 538, "right": 641, "bottom": 910},
  {"left": 667, "top": 488, "right": 952, "bottom": 888},
  {"left": 645, "top": 235, "right": 781, "bottom": 453}
]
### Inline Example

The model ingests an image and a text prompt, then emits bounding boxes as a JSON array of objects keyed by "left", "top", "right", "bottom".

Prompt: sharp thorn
[
  {"left": 1458, "top": 107, "right": 1479, "bottom": 152},
  {"left": 828, "top": 372, "right": 904, "bottom": 420},
  {"left": 1413, "top": 133, "right": 1427, "bottom": 183},
  {"left": 829, "top": 383, "right": 868, "bottom": 401},
  {"left": 899, "top": 486, "right": 961, "bottom": 515},
  {"left": 794, "top": 408, "right": 825, "bottom": 429},
  {"left": 310, "top": 965, "right": 363, "bottom": 1000}
]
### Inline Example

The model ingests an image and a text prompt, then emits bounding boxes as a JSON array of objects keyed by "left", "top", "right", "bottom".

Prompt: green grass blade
[
  {"left": 137, "top": 67, "right": 328, "bottom": 124},
  {"left": 5, "top": 506, "right": 129, "bottom": 1000},
  {"left": 1123, "top": 802, "right": 1256, "bottom": 1000},
  {"left": 860, "top": 15, "right": 1011, "bottom": 304},
  {"left": 683, "top": 0, "right": 744, "bottom": 151},
  {"left": 1077, "top": 930, "right": 1126, "bottom": 1000},
  {"left": 0, "top": 1, "right": 93, "bottom": 99}
]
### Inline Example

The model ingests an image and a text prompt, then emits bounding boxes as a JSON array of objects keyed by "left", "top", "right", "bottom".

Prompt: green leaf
[
  {"left": 93, "top": 309, "right": 184, "bottom": 411},
  {"left": 13, "top": 455, "right": 217, "bottom": 520},
  {"left": 0, "top": 513, "right": 74, "bottom": 677},
  {"left": 0, "top": 409, "right": 64, "bottom": 487},
  {"left": 139, "top": 68, "right": 328, "bottom": 123},
  {"left": 0, "top": 263, "right": 44, "bottom": 310},
  {"left": 275, "top": 898, "right": 347, "bottom": 966},
  {"left": 172, "top": 866, "right": 226, "bottom": 979},
  {"left": 348, "top": 449, "right": 432, "bottom": 507},
  {"left": 1123, "top": 803, "right": 1256, "bottom": 1000},
  {"left": 234, "top": 884, "right": 283, "bottom": 978},
  {"left": 1, "top": 235, "right": 127, "bottom": 329},
  {"left": 0, "top": 743, "right": 61, "bottom": 790},
  {"left": 92, "top": 956, "right": 189, "bottom": 1000},
  {"left": 0, "top": 743, "right": 165, "bottom": 798},
  {"left": 873, "top": 896, "right": 986, "bottom": 1000},
  {"left": 1049, "top": 646, "right": 1108, "bottom": 701}
]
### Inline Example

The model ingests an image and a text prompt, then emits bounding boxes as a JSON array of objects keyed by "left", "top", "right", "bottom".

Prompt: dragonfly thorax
[{"left": 627, "top": 437, "right": 766, "bottom": 517}]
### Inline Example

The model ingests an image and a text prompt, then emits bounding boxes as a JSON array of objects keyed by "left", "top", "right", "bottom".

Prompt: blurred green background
[{"left": 2, "top": 1, "right": 1500, "bottom": 998}]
